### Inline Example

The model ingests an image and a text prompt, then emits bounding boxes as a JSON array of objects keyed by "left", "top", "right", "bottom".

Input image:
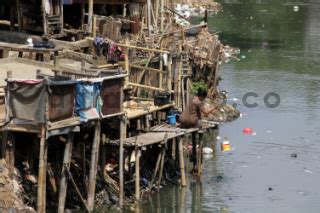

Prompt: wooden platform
[{"left": 112, "top": 121, "right": 218, "bottom": 147}]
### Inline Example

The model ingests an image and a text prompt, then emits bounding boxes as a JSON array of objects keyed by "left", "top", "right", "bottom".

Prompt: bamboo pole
[
  {"left": 178, "top": 137, "right": 186, "bottom": 186},
  {"left": 197, "top": 133, "right": 203, "bottom": 179},
  {"left": 58, "top": 133, "right": 74, "bottom": 213},
  {"left": 37, "top": 126, "right": 47, "bottom": 213},
  {"left": 147, "top": 0, "right": 152, "bottom": 35},
  {"left": 41, "top": 0, "right": 48, "bottom": 34},
  {"left": 88, "top": 0, "right": 93, "bottom": 33},
  {"left": 59, "top": 0, "right": 64, "bottom": 34},
  {"left": 87, "top": 121, "right": 101, "bottom": 211},
  {"left": 167, "top": 55, "right": 172, "bottom": 91},
  {"left": 119, "top": 116, "right": 126, "bottom": 207},
  {"left": 124, "top": 38, "right": 130, "bottom": 88},
  {"left": 157, "top": 146, "right": 165, "bottom": 191},
  {"left": 149, "top": 149, "right": 162, "bottom": 190},
  {"left": 191, "top": 133, "right": 196, "bottom": 171},
  {"left": 93, "top": 16, "right": 97, "bottom": 37},
  {"left": 135, "top": 138, "right": 140, "bottom": 201},
  {"left": 160, "top": 0, "right": 164, "bottom": 32}
]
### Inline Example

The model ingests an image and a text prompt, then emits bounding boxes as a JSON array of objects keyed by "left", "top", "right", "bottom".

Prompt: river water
[
  {"left": 210, "top": 1, "right": 320, "bottom": 212},
  {"left": 112, "top": 1, "right": 320, "bottom": 213}
]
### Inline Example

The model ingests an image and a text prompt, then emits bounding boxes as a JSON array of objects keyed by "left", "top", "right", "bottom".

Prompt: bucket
[
  {"left": 221, "top": 139, "right": 231, "bottom": 152},
  {"left": 167, "top": 115, "right": 177, "bottom": 125}
]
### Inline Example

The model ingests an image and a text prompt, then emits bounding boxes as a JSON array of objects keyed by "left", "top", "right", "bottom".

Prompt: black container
[{"left": 154, "top": 92, "right": 171, "bottom": 106}]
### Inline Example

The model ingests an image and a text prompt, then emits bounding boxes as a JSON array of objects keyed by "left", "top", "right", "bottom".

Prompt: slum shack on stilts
[{"left": 0, "top": 0, "right": 232, "bottom": 211}]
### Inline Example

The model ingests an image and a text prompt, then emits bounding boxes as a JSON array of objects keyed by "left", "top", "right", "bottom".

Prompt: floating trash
[
  {"left": 304, "top": 169, "right": 313, "bottom": 174},
  {"left": 290, "top": 153, "right": 297, "bottom": 158},
  {"left": 268, "top": 187, "right": 273, "bottom": 191},
  {"left": 221, "top": 137, "right": 231, "bottom": 152},
  {"left": 203, "top": 147, "right": 213, "bottom": 154},
  {"left": 293, "top": 6, "right": 299, "bottom": 12},
  {"left": 216, "top": 136, "right": 221, "bottom": 140},
  {"left": 266, "top": 130, "right": 272, "bottom": 133},
  {"left": 252, "top": 132, "right": 257, "bottom": 136},
  {"left": 243, "top": 128, "right": 253, "bottom": 134}
]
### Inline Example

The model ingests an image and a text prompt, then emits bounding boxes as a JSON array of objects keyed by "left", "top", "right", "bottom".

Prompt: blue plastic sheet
[{"left": 76, "top": 81, "right": 102, "bottom": 122}]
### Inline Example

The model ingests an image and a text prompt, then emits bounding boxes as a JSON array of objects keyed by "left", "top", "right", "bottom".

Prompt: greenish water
[{"left": 107, "top": 1, "right": 320, "bottom": 212}]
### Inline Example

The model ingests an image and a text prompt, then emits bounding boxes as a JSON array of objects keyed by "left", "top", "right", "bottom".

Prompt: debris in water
[
  {"left": 268, "top": 187, "right": 273, "bottom": 191},
  {"left": 290, "top": 153, "right": 297, "bottom": 158},
  {"left": 241, "top": 55, "right": 246, "bottom": 59},
  {"left": 266, "top": 130, "right": 272, "bottom": 133},
  {"left": 216, "top": 136, "right": 221, "bottom": 140},
  {"left": 293, "top": 6, "right": 299, "bottom": 12},
  {"left": 221, "top": 137, "right": 231, "bottom": 152},
  {"left": 243, "top": 128, "right": 253, "bottom": 134},
  {"left": 303, "top": 169, "right": 313, "bottom": 174},
  {"left": 252, "top": 132, "right": 257, "bottom": 136},
  {"left": 203, "top": 147, "right": 213, "bottom": 154}
]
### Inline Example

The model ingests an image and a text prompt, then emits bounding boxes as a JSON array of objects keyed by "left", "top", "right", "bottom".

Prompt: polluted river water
[{"left": 107, "top": 1, "right": 320, "bottom": 213}]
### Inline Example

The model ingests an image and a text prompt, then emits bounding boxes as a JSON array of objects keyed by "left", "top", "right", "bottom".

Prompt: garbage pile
[{"left": 0, "top": 159, "right": 35, "bottom": 212}]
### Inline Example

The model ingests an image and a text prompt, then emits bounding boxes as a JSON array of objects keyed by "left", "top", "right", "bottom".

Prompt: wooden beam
[
  {"left": 58, "top": 133, "right": 74, "bottom": 213},
  {"left": 87, "top": 121, "right": 101, "bottom": 211}
]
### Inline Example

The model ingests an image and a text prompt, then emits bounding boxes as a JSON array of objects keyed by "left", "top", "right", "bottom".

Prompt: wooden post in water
[
  {"left": 135, "top": 137, "right": 140, "bottom": 201},
  {"left": 178, "top": 137, "right": 186, "bottom": 187},
  {"left": 157, "top": 145, "right": 166, "bottom": 191},
  {"left": 37, "top": 126, "right": 47, "bottom": 213},
  {"left": 191, "top": 132, "right": 197, "bottom": 171},
  {"left": 87, "top": 121, "right": 101, "bottom": 211},
  {"left": 197, "top": 132, "right": 203, "bottom": 179},
  {"left": 58, "top": 133, "right": 74, "bottom": 213}
]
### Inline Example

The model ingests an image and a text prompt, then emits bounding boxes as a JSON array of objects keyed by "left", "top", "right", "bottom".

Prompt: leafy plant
[{"left": 190, "top": 80, "right": 208, "bottom": 95}]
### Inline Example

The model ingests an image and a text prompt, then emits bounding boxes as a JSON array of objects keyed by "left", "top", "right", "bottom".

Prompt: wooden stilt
[
  {"left": 58, "top": 133, "right": 74, "bottom": 213},
  {"left": 178, "top": 137, "right": 186, "bottom": 187},
  {"left": 171, "top": 138, "right": 176, "bottom": 160},
  {"left": 157, "top": 146, "right": 165, "bottom": 191},
  {"left": 37, "top": 126, "right": 47, "bottom": 213},
  {"left": 135, "top": 138, "right": 140, "bottom": 201},
  {"left": 87, "top": 121, "right": 101, "bottom": 211},
  {"left": 197, "top": 132, "right": 203, "bottom": 178},
  {"left": 191, "top": 132, "right": 197, "bottom": 171},
  {"left": 119, "top": 117, "right": 126, "bottom": 207},
  {"left": 149, "top": 148, "right": 162, "bottom": 190}
]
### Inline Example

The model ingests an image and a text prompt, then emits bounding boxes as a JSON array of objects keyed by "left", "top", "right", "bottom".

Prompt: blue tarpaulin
[{"left": 76, "top": 80, "right": 102, "bottom": 122}]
